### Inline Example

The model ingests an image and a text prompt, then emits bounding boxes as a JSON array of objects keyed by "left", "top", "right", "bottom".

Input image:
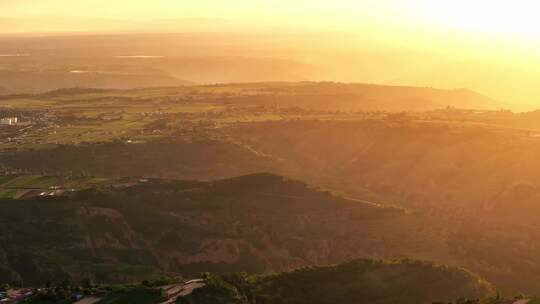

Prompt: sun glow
[
  {"left": 419, "top": 0, "right": 540, "bottom": 39},
  {"left": 3, "top": 0, "right": 540, "bottom": 39}
]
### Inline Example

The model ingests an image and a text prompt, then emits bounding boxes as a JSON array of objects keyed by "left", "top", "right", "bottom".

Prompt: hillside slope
[
  {"left": 182, "top": 259, "right": 495, "bottom": 304},
  {"left": 0, "top": 81, "right": 499, "bottom": 112},
  {"left": 221, "top": 82, "right": 498, "bottom": 111},
  {"left": 225, "top": 119, "right": 540, "bottom": 294},
  {"left": 0, "top": 173, "right": 426, "bottom": 285},
  {"left": 0, "top": 140, "right": 279, "bottom": 181},
  {"left": 168, "top": 82, "right": 499, "bottom": 111}
]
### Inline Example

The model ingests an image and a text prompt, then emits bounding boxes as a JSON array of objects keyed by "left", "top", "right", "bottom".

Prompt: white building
[{"left": 0, "top": 117, "right": 17, "bottom": 125}]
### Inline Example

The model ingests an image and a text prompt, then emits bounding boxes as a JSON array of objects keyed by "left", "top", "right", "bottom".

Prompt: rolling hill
[
  {"left": 0, "top": 173, "right": 417, "bottom": 285},
  {"left": 0, "top": 84, "right": 534, "bottom": 295},
  {"left": 181, "top": 259, "right": 495, "bottom": 304},
  {"left": 217, "top": 82, "right": 499, "bottom": 111}
]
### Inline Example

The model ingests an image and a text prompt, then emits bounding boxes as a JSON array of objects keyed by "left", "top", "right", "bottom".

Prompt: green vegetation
[
  {"left": 3, "top": 84, "right": 540, "bottom": 296},
  {"left": 0, "top": 173, "right": 405, "bottom": 286},
  {"left": 97, "top": 287, "right": 165, "bottom": 304},
  {"left": 0, "top": 140, "right": 277, "bottom": 181},
  {"left": 25, "top": 276, "right": 180, "bottom": 304},
  {"left": 181, "top": 259, "right": 495, "bottom": 304},
  {"left": 17, "top": 260, "right": 498, "bottom": 304}
]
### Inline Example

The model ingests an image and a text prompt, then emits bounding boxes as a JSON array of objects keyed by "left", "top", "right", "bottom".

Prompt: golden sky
[
  {"left": 0, "top": 0, "right": 540, "bottom": 56},
  {"left": 3, "top": 0, "right": 539, "bottom": 59},
  {"left": 2, "top": 0, "right": 539, "bottom": 36},
  {"left": 2, "top": 0, "right": 540, "bottom": 107}
]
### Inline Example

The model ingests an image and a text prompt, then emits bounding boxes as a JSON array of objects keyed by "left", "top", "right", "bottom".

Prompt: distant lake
[
  {"left": 0, "top": 54, "right": 30, "bottom": 57},
  {"left": 114, "top": 55, "right": 164, "bottom": 59}
]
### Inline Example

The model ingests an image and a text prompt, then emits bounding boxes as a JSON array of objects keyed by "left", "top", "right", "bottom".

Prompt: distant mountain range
[
  {"left": 0, "top": 33, "right": 502, "bottom": 110},
  {"left": 213, "top": 82, "right": 500, "bottom": 111},
  {"left": 1, "top": 81, "right": 501, "bottom": 111}
]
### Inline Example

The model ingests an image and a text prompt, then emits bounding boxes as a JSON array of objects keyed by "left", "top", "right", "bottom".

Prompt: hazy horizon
[{"left": 2, "top": 0, "right": 540, "bottom": 109}]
